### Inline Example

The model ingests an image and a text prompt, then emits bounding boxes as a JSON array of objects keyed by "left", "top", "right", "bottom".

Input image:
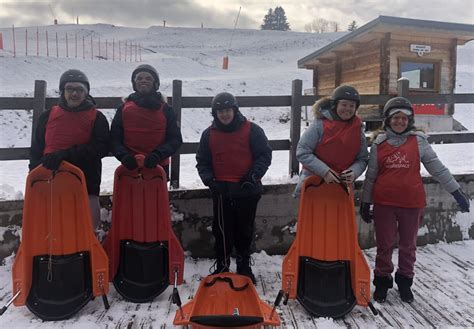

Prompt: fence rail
[{"left": 1, "top": 79, "right": 474, "bottom": 187}]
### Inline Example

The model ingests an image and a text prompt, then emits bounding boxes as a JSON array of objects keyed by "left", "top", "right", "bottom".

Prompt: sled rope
[
  {"left": 204, "top": 276, "right": 249, "bottom": 291},
  {"left": 217, "top": 195, "right": 227, "bottom": 271},
  {"left": 46, "top": 174, "right": 55, "bottom": 282}
]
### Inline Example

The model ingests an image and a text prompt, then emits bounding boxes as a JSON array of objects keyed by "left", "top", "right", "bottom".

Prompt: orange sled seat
[
  {"left": 173, "top": 272, "right": 281, "bottom": 328},
  {"left": 282, "top": 176, "right": 371, "bottom": 318},
  {"left": 12, "top": 162, "right": 109, "bottom": 321},
  {"left": 103, "top": 156, "right": 184, "bottom": 303}
]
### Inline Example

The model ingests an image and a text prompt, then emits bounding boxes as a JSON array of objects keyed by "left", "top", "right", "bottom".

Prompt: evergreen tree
[
  {"left": 348, "top": 20, "right": 358, "bottom": 31},
  {"left": 261, "top": 6, "right": 290, "bottom": 31},
  {"left": 261, "top": 8, "right": 275, "bottom": 30}
]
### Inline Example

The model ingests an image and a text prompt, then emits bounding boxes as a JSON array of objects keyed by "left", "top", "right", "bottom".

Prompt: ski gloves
[
  {"left": 359, "top": 202, "right": 373, "bottom": 223},
  {"left": 41, "top": 149, "right": 69, "bottom": 170},
  {"left": 324, "top": 169, "right": 355, "bottom": 184},
  {"left": 121, "top": 154, "right": 138, "bottom": 170},
  {"left": 207, "top": 180, "right": 226, "bottom": 195},
  {"left": 240, "top": 172, "right": 258, "bottom": 189},
  {"left": 121, "top": 153, "right": 161, "bottom": 170},
  {"left": 451, "top": 188, "right": 470, "bottom": 213},
  {"left": 144, "top": 153, "right": 160, "bottom": 169}
]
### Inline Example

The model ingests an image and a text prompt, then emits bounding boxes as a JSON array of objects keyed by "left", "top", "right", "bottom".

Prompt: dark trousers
[
  {"left": 373, "top": 204, "right": 423, "bottom": 278},
  {"left": 212, "top": 195, "right": 261, "bottom": 262}
]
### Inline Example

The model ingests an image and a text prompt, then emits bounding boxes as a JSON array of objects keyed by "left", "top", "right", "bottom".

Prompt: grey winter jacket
[
  {"left": 294, "top": 97, "right": 369, "bottom": 197},
  {"left": 361, "top": 129, "right": 460, "bottom": 204}
]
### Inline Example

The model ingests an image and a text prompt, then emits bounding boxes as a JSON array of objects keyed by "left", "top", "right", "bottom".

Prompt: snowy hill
[{"left": 0, "top": 24, "right": 473, "bottom": 200}]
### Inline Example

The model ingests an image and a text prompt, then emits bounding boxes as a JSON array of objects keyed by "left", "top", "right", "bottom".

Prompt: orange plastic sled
[
  {"left": 103, "top": 155, "right": 184, "bottom": 302},
  {"left": 173, "top": 272, "right": 281, "bottom": 328},
  {"left": 282, "top": 175, "right": 371, "bottom": 318},
  {"left": 12, "top": 161, "right": 109, "bottom": 320}
]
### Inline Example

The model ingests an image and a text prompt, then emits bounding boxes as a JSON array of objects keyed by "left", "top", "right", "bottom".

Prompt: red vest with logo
[
  {"left": 209, "top": 121, "right": 253, "bottom": 182},
  {"left": 313, "top": 117, "right": 361, "bottom": 173},
  {"left": 122, "top": 101, "right": 169, "bottom": 166},
  {"left": 44, "top": 105, "right": 97, "bottom": 154},
  {"left": 373, "top": 135, "right": 426, "bottom": 208}
]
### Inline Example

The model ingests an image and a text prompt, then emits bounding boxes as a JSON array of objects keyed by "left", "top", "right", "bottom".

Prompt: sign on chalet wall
[{"left": 410, "top": 44, "right": 432, "bottom": 56}]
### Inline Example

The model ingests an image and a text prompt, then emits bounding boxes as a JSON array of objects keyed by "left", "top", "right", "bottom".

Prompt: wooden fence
[{"left": 1, "top": 79, "right": 473, "bottom": 188}]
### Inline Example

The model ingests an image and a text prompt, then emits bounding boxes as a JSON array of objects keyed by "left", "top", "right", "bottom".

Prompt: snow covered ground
[
  {"left": 0, "top": 240, "right": 473, "bottom": 328},
  {"left": 0, "top": 23, "right": 473, "bottom": 200}
]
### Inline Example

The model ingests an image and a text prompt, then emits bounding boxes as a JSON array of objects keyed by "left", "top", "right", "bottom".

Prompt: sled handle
[
  {"left": 0, "top": 290, "right": 21, "bottom": 316},
  {"left": 361, "top": 288, "right": 378, "bottom": 316},
  {"left": 270, "top": 290, "right": 284, "bottom": 319}
]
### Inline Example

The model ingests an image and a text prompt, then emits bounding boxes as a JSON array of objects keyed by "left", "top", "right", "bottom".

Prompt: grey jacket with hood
[
  {"left": 361, "top": 128, "right": 460, "bottom": 204},
  {"left": 294, "top": 97, "right": 369, "bottom": 197}
]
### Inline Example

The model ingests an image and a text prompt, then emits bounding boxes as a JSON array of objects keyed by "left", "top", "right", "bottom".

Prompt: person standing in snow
[
  {"left": 29, "top": 69, "right": 110, "bottom": 229},
  {"left": 110, "top": 64, "right": 182, "bottom": 179},
  {"left": 293, "top": 85, "right": 368, "bottom": 197},
  {"left": 196, "top": 92, "right": 272, "bottom": 284},
  {"left": 360, "top": 96, "right": 470, "bottom": 304}
]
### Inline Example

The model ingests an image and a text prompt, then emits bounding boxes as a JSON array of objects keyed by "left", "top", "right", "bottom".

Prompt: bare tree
[{"left": 304, "top": 18, "right": 339, "bottom": 33}]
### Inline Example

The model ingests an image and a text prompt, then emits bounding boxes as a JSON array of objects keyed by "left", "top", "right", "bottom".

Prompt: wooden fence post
[
  {"left": 31, "top": 80, "right": 47, "bottom": 146},
  {"left": 397, "top": 77, "right": 409, "bottom": 97},
  {"left": 171, "top": 80, "right": 183, "bottom": 188},
  {"left": 289, "top": 79, "right": 302, "bottom": 176}
]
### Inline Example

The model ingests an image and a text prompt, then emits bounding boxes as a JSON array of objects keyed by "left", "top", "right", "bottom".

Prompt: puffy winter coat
[
  {"left": 294, "top": 97, "right": 368, "bottom": 197},
  {"left": 196, "top": 112, "right": 272, "bottom": 198},
  {"left": 361, "top": 129, "right": 460, "bottom": 204}
]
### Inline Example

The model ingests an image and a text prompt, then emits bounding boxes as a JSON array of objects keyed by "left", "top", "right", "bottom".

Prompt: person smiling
[
  {"left": 29, "top": 69, "right": 110, "bottom": 229},
  {"left": 110, "top": 64, "right": 182, "bottom": 178},
  {"left": 360, "top": 97, "right": 470, "bottom": 304},
  {"left": 196, "top": 92, "right": 272, "bottom": 284},
  {"left": 293, "top": 85, "right": 369, "bottom": 197}
]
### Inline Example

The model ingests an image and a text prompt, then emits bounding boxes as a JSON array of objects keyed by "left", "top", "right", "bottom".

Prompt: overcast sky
[{"left": 1, "top": 0, "right": 473, "bottom": 32}]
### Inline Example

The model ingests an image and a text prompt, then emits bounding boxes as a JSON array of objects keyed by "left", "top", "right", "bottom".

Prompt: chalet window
[{"left": 400, "top": 61, "right": 438, "bottom": 90}]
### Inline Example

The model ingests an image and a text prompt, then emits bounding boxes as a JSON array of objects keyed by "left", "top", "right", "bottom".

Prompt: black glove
[
  {"left": 451, "top": 188, "right": 470, "bottom": 213},
  {"left": 359, "top": 202, "right": 373, "bottom": 223},
  {"left": 41, "top": 150, "right": 69, "bottom": 170},
  {"left": 208, "top": 180, "right": 226, "bottom": 195},
  {"left": 121, "top": 154, "right": 138, "bottom": 171},
  {"left": 240, "top": 172, "right": 258, "bottom": 189},
  {"left": 144, "top": 153, "right": 160, "bottom": 169}
]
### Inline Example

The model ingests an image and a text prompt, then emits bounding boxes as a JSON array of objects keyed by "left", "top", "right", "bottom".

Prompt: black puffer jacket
[
  {"left": 196, "top": 112, "right": 272, "bottom": 198},
  {"left": 29, "top": 100, "right": 110, "bottom": 196}
]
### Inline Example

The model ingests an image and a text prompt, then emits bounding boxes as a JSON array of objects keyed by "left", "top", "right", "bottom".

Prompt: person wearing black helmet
[
  {"left": 110, "top": 64, "right": 182, "bottom": 178},
  {"left": 293, "top": 85, "right": 368, "bottom": 197},
  {"left": 29, "top": 69, "right": 110, "bottom": 229},
  {"left": 196, "top": 92, "right": 272, "bottom": 284},
  {"left": 360, "top": 96, "right": 470, "bottom": 304}
]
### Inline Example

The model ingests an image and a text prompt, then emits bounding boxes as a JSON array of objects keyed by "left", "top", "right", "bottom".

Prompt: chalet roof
[{"left": 298, "top": 15, "right": 474, "bottom": 68}]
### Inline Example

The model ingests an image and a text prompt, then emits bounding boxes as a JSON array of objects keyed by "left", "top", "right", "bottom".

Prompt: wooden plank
[{"left": 0, "top": 98, "right": 35, "bottom": 110}]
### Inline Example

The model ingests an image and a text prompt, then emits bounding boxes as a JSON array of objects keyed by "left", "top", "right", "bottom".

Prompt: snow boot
[
  {"left": 395, "top": 272, "right": 414, "bottom": 303},
  {"left": 210, "top": 258, "right": 230, "bottom": 275},
  {"left": 236, "top": 256, "right": 256, "bottom": 284},
  {"left": 373, "top": 275, "right": 393, "bottom": 303}
]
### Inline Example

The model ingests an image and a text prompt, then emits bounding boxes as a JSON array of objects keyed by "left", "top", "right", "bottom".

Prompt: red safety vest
[
  {"left": 44, "top": 106, "right": 97, "bottom": 154},
  {"left": 313, "top": 117, "right": 361, "bottom": 173},
  {"left": 122, "top": 101, "right": 169, "bottom": 166},
  {"left": 373, "top": 135, "right": 426, "bottom": 208},
  {"left": 209, "top": 121, "right": 253, "bottom": 182}
]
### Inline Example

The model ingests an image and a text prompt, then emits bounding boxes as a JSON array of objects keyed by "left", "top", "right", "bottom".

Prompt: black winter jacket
[
  {"left": 196, "top": 112, "right": 272, "bottom": 198},
  {"left": 29, "top": 106, "right": 110, "bottom": 196},
  {"left": 110, "top": 92, "right": 182, "bottom": 162}
]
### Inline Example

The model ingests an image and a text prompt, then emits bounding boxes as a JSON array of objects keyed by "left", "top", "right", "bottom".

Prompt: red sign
[{"left": 412, "top": 104, "right": 446, "bottom": 115}]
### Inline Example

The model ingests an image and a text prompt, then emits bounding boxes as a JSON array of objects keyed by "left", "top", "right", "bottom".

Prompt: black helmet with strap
[
  {"left": 331, "top": 85, "right": 360, "bottom": 109},
  {"left": 383, "top": 96, "right": 414, "bottom": 117},
  {"left": 131, "top": 64, "right": 160, "bottom": 91},
  {"left": 211, "top": 92, "right": 238, "bottom": 114},
  {"left": 59, "top": 69, "right": 90, "bottom": 93}
]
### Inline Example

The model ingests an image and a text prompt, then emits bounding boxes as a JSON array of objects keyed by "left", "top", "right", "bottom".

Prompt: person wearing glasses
[{"left": 29, "top": 69, "right": 110, "bottom": 229}]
